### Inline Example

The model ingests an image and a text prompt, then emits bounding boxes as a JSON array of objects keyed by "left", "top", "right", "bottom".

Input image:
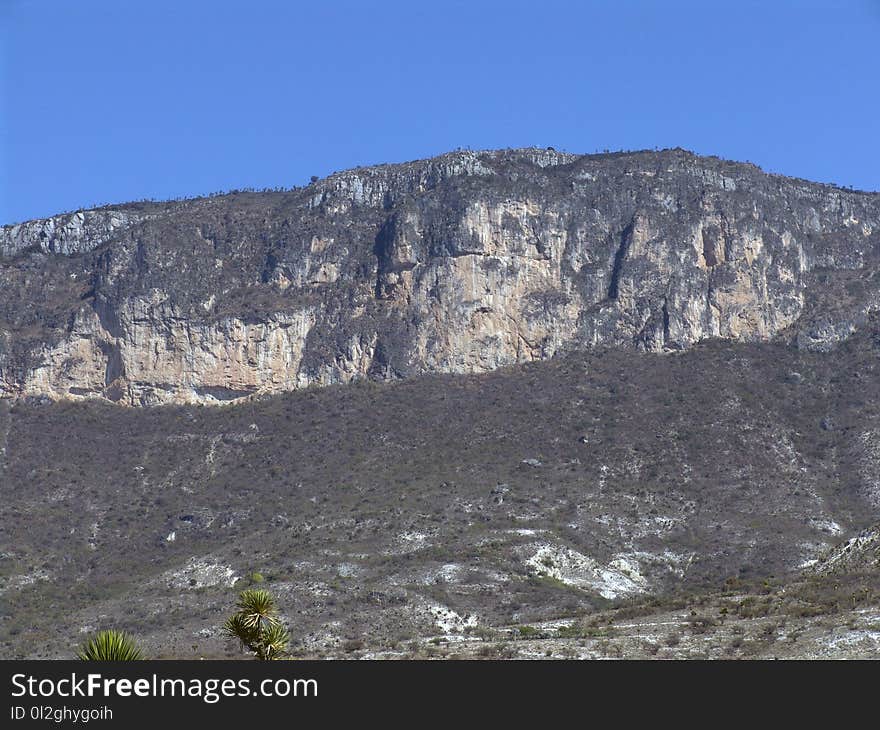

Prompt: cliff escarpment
[{"left": 2, "top": 147, "right": 878, "bottom": 405}]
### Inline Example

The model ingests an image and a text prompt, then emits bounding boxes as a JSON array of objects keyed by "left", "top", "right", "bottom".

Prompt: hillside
[{"left": 2, "top": 322, "right": 880, "bottom": 658}]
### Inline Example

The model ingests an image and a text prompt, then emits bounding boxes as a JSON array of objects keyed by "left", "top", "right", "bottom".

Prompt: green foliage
[
  {"left": 76, "top": 630, "right": 145, "bottom": 660},
  {"left": 223, "top": 589, "right": 289, "bottom": 660},
  {"left": 517, "top": 625, "right": 542, "bottom": 638}
]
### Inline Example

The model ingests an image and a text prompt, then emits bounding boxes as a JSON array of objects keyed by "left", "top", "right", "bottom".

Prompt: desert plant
[
  {"left": 76, "top": 630, "right": 145, "bottom": 660},
  {"left": 223, "top": 588, "right": 289, "bottom": 660}
]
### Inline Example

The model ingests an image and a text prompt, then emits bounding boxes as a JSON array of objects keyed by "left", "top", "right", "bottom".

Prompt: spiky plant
[
  {"left": 223, "top": 588, "right": 289, "bottom": 660},
  {"left": 76, "top": 630, "right": 145, "bottom": 660}
]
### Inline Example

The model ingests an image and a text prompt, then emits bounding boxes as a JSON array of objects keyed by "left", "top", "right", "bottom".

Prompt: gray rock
[{"left": 0, "top": 147, "right": 878, "bottom": 405}]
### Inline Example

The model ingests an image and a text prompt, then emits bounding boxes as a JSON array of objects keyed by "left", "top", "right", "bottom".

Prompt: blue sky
[{"left": 1, "top": 0, "right": 878, "bottom": 224}]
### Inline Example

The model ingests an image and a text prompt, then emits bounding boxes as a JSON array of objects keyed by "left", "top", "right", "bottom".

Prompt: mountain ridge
[
  {"left": 4, "top": 145, "right": 876, "bottom": 230},
  {"left": 1, "top": 147, "right": 879, "bottom": 405}
]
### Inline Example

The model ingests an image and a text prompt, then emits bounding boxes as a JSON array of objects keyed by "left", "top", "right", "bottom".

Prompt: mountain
[
  {"left": 2, "top": 148, "right": 880, "bottom": 659},
  {"left": 1, "top": 147, "right": 878, "bottom": 405}
]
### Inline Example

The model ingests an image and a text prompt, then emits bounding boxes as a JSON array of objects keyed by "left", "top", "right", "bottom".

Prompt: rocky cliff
[{"left": 2, "top": 147, "right": 878, "bottom": 405}]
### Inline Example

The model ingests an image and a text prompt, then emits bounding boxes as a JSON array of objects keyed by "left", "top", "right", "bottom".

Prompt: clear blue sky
[{"left": 1, "top": 0, "right": 878, "bottom": 225}]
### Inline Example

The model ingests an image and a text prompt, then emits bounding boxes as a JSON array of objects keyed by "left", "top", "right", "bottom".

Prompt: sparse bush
[
  {"left": 686, "top": 615, "right": 716, "bottom": 634},
  {"left": 556, "top": 624, "right": 586, "bottom": 639},
  {"left": 517, "top": 625, "right": 542, "bottom": 638}
]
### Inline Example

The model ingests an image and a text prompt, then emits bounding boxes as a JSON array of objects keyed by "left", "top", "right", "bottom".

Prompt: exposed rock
[
  {"left": 1, "top": 147, "right": 878, "bottom": 405},
  {"left": 809, "top": 525, "right": 880, "bottom": 575},
  {"left": 0, "top": 209, "right": 148, "bottom": 257},
  {"left": 523, "top": 542, "right": 649, "bottom": 599}
]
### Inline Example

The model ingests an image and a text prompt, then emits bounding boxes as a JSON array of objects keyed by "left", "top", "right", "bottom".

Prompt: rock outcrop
[{"left": 1, "top": 147, "right": 878, "bottom": 405}]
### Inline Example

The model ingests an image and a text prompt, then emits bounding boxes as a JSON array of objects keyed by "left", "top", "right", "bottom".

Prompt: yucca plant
[
  {"left": 77, "top": 630, "right": 145, "bottom": 660},
  {"left": 223, "top": 588, "right": 289, "bottom": 660}
]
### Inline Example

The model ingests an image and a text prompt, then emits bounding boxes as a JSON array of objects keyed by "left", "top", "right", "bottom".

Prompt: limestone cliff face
[
  {"left": 0, "top": 209, "right": 149, "bottom": 257},
  {"left": 1, "top": 148, "right": 878, "bottom": 405}
]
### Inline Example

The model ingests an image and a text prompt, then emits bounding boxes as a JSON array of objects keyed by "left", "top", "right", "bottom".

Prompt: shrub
[
  {"left": 223, "top": 589, "right": 289, "bottom": 660},
  {"left": 517, "top": 625, "right": 542, "bottom": 638},
  {"left": 76, "top": 630, "right": 145, "bottom": 660}
]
